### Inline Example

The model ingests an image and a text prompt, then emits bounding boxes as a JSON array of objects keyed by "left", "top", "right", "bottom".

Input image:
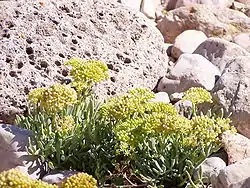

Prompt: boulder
[
  {"left": 212, "top": 157, "right": 250, "bottom": 188},
  {"left": 0, "top": 124, "right": 46, "bottom": 179},
  {"left": 212, "top": 56, "right": 250, "bottom": 138},
  {"left": 194, "top": 37, "right": 250, "bottom": 72},
  {"left": 233, "top": 33, "right": 250, "bottom": 52},
  {"left": 221, "top": 131, "right": 250, "bottom": 165},
  {"left": 157, "top": 4, "right": 250, "bottom": 43},
  {"left": 171, "top": 30, "right": 207, "bottom": 59},
  {"left": 0, "top": 0, "right": 169, "bottom": 124},
  {"left": 156, "top": 54, "right": 221, "bottom": 94}
]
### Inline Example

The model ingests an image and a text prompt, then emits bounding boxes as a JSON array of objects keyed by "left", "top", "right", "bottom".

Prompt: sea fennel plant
[
  {"left": 16, "top": 58, "right": 114, "bottom": 183},
  {"left": 101, "top": 87, "right": 236, "bottom": 187}
]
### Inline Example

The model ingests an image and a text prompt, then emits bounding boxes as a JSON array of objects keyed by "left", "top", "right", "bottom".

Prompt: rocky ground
[{"left": 2, "top": 0, "right": 250, "bottom": 187}]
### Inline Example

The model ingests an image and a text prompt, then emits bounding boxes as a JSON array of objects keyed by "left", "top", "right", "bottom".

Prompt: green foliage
[
  {"left": 61, "top": 172, "right": 97, "bottom": 188},
  {"left": 64, "top": 58, "right": 109, "bottom": 94},
  {"left": 0, "top": 169, "right": 56, "bottom": 188}
]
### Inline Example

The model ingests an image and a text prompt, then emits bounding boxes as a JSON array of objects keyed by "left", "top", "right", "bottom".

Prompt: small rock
[
  {"left": 194, "top": 157, "right": 226, "bottom": 184},
  {"left": 212, "top": 157, "right": 250, "bottom": 188},
  {"left": 151, "top": 92, "right": 170, "bottom": 103},
  {"left": 42, "top": 170, "right": 79, "bottom": 185},
  {"left": 171, "top": 30, "right": 207, "bottom": 59},
  {"left": 169, "top": 92, "right": 184, "bottom": 102},
  {"left": 157, "top": 53, "right": 221, "bottom": 94},
  {"left": 174, "top": 100, "right": 193, "bottom": 117},
  {"left": 233, "top": 32, "right": 250, "bottom": 52},
  {"left": 221, "top": 131, "right": 250, "bottom": 165}
]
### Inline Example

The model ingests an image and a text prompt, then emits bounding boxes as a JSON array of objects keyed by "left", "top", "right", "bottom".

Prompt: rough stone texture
[
  {"left": 212, "top": 56, "right": 250, "bottom": 139},
  {"left": 233, "top": 33, "right": 250, "bottom": 52},
  {"left": 0, "top": 0, "right": 169, "bottom": 124},
  {"left": 157, "top": 4, "right": 250, "bottom": 43},
  {"left": 194, "top": 37, "right": 250, "bottom": 72},
  {"left": 212, "top": 157, "right": 250, "bottom": 188},
  {"left": 42, "top": 170, "right": 79, "bottom": 185},
  {"left": 0, "top": 124, "right": 46, "bottom": 179},
  {"left": 156, "top": 54, "right": 221, "bottom": 94},
  {"left": 171, "top": 30, "right": 207, "bottom": 59},
  {"left": 194, "top": 157, "right": 226, "bottom": 184},
  {"left": 221, "top": 131, "right": 250, "bottom": 165}
]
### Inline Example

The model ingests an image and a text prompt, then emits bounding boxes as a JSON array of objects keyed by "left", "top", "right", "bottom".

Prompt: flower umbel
[
  {"left": 28, "top": 84, "right": 77, "bottom": 115},
  {"left": 57, "top": 115, "right": 75, "bottom": 134},
  {"left": 61, "top": 173, "right": 98, "bottom": 188},
  {"left": 183, "top": 87, "right": 213, "bottom": 105},
  {"left": 28, "top": 88, "right": 46, "bottom": 105},
  {"left": 65, "top": 58, "right": 109, "bottom": 92}
]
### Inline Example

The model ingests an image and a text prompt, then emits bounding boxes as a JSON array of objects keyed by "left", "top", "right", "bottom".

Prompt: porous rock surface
[{"left": 0, "top": 0, "right": 169, "bottom": 123}]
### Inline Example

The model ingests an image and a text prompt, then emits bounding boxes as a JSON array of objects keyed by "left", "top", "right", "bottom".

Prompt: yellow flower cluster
[
  {"left": 28, "top": 88, "right": 46, "bottom": 105},
  {"left": 28, "top": 84, "right": 77, "bottom": 114},
  {"left": 61, "top": 173, "right": 97, "bottom": 188},
  {"left": 190, "top": 115, "right": 236, "bottom": 147},
  {"left": 102, "top": 87, "right": 236, "bottom": 154},
  {"left": 101, "top": 88, "right": 177, "bottom": 121},
  {"left": 65, "top": 58, "right": 109, "bottom": 92},
  {"left": 183, "top": 87, "right": 213, "bottom": 105},
  {"left": 0, "top": 169, "right": 56, "bottom": 188},
  {"left": 57, "top": 115, "right": 75, "bottom": 134},
  {"left": 115, "top": 113, "right": 192, "bottom": 154}
]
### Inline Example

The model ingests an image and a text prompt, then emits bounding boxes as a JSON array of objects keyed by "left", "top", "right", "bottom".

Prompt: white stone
[
  {"left": 140, "top": 0, "right": 157, "bottom": 19},
  {"left": 152, "top": 92, "right": 170, "bottom": 103},
  {"left": 171, "top": 30, "right": 207, "bottom": 59}
]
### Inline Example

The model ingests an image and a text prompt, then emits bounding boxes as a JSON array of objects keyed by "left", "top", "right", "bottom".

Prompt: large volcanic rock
[{"left": 0, "top": 0, "right": 169, "bottom": 123}]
